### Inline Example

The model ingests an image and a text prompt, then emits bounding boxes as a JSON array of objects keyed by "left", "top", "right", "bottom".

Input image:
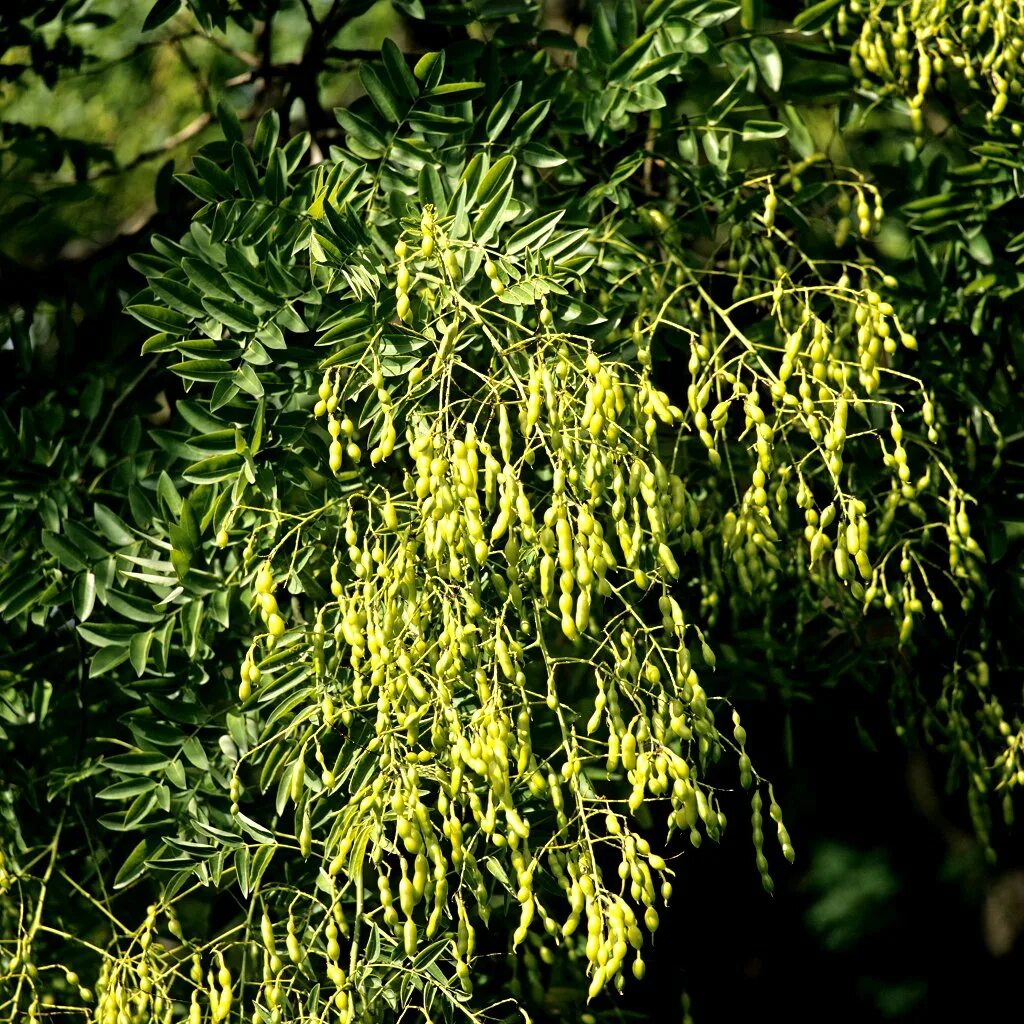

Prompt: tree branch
[{"left": 87, "top": 113, "right": 213, "bottom": 180}]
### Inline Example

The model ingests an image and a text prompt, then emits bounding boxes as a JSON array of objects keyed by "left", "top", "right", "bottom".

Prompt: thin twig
[{"left": 87, "top": 113, "right": 212, "bottom": 180}]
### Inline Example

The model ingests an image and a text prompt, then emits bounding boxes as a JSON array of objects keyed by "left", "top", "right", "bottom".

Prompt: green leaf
[
  {"left": 406, "top": 109, "right": 468, "bottom": 134},
  {"left": 94, "top": 504, "right": 134, "bottom": 546},
  {"left": 236, "top": 812, "right": 276, "bottom": 845},
  {"left": 168, "top": 544, "right": 191, "bottom": 585},
  {"left": 175, "top": 174, "right": 218, "bottom": 203},
  {"left": 424, "top": 82, "right": 484, "bottom": 104},
  {"left": 42, "top": 531, "right": 88, "bottom": 572},
  {"left": 913, "top": 237, "right": 942, "bottom": 294},
  {"left": 506, "top": 210, "right": 566, "bottom": 255},
  {"left": 382, "top": 38, "right": 419, "bottom": 101},
  {"left": 631, "top": 53, "right": 683, "bottom": 86},
  {"left": 183, "top": 258, "right": 236, "bottom": 302},
  {"left": 175, "top": 743, "right": 208, "bottom": 781},
  {"left": 127, "top": 304, "right": 192, "bottom": 335},
  {"left": 171, "top": 358, "right": 235, "bottom": 383},
  {"left": 107, "top": 591, "right": 165, "bottom": 625},
  {"left": 249, "top": 844, "right": 276, "bottom": 892},
  {"left": 73, "top": 572, "right": 97, "bottom": 622},
  {"left": 486, "top": 82, "right": 523, "bottom": 141},
  {"left": 33, "top": 680, "right": 53, "bottom": 725},
  {"left": 165, "top": 760, "right": 187, "bottom": 788},
  {"left": 741, "top": 120, "right": 788, "bottom": 141},
  {"left": 192, "top": 820, "right": 243, "bottom": 848},
  {"left": 609, "top": 32, "right": 655, "bottom": 81},
  {"left": 235, "top": 847, "right": 252, "bottom": 897},
  {"left": 965, "top": 231, "right": 994, "bottom": 266},
  {"left": 231, "top": 142, "right": 261, "bottom": 198},
  {"left": 705, "top": 74, "right": 746, "bottom": 125},
  {"left": 615, "top": 0, "right": 639, "bottom": 46},
  {"left": 778, "top": 103, "right": 816, "bottom": 158},
  {"left": 473, "top": 180, "right": 514, "bottom": 244},
  {"left": 233, "top": 364, "right": 265, "bottom": 399},
  {"left": 79, "top": 623, "right": 138, "bottom": 648},
  {"left": 90, "top": 645, "right": 131, "bottom": 678},
  {"left": 0, "top": 574, "right": 42, "bottom": 619},
  {"left": 142, "top": 0, "right": 179, "bottom": 31},
  {"left": 520, "top": 142, "right": 566, "bottom": 169},
  {"left": 253, "top": 110, "right": 280, "bottom": 165},
  {"left": 114, "top": 838, "right": 151, "bottom": 889},
  {"left": 141, "top": 332, "right": 179, "bottom": 354},
  {"left": 65, "top": 522, "right": 109, "bottom": 562},
  {"left": 192, "top": 155, "right": 237, "bottom": 197},
  {"left": 589, "top": 3, "right": 617, "bottom": 63},
  {"left": 510, "top": 101, "right": 551, "bottom": 141},
  {"left": 475, "top": 155, "right": 516, "bottom": 208},
  {"left": 749, "top": 36, "right": 783, "bottom": 91},
  {"left": 418, "top": 164, "right": 446, "bottom": 209},
  {"left": 265, "top": 149, "right": 288, "bottom": 203},
  {"left": 217, "top": 99, "right": 243, "bottom": 144},
  {"left": 793, "top": 0, "right": 844, "bottom": 32},
  {"left": 202, "top": 297, "right": 260, "bottom": 334},
  {"left": 688, "top": 0, "right": 740, "bottom": 27},
  {"left": 149, "top": 276, "right": 206, "bottom": 319},
  {"left": 176, "top": 498, "right": 200, "bottom": 555},
  {"left": 413, "top": 51, "right": 445, "bottom": 88},
  {"left": 129, "top": 631, "right": 154, "bottom": 676},
  {"left": 97, "top": 778, "right": 159, "bottom": 801},
  {"left": 360, "top": 64, "right": 402, "bottom": 123}
]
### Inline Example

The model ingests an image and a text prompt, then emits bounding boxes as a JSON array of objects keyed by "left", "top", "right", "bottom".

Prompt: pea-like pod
[
  {"left": 834, "top": 542, "right": 851, "bottom": 581},
  {"left": 261, "top": 910, "right": 276, "bottom": 954},
  {"left": 403, "top": 917, "right": 418, "bottom": 957},
  {"left": 290, "top": 750, "right": 306, "bottom": 803},
  {"left": 855, "top": 549, "right": 872, "bottom": 580},
  {"left": 657, "top": 543, "right": 680, "bottom": 579},
  {"left": 575, "top": 588, "right": 591, "bottom": 634}
]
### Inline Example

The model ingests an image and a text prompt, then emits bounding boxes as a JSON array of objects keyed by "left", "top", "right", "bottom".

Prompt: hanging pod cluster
[
  {"left": 9, "top": 7, "right": 1008, "bottom": 1023},
  {"left": 221, "top": 213, "right": 787, "bottom": 1011},
  {"left": 823, "top": 0, "right": 1024, "bottom": 133}
]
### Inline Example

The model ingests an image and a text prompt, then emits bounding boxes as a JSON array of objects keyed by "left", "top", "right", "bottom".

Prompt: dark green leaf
[
  {"left": 171, "top": 358, "right": 235, "bottom": 383},
  {"left": 113, "top": 838, "right": 151, "bottom": 889},
  {"left": 413, "top": 51, "right": 445, "bottom": 88},
  {"left": 360, "top": 63, "right": 402, "bottom": 123},
  {"left": 97, "top": 778, "right": 159, "bottom": 801},
  {"left": 42, "top": 531, "right": 88, "bottom": 572},
  {"left": 73, "top": 572, "right": 97, "bottom": 622},
  {"left": 749, "top": 37, "right": 783, "bottom": 91},
  {"left": 129, "top": 631, "right": 154, "bottom": 675},
  {"left": 589, "top": 3, "right": 617, "bottom": 63},
  {"left": 253, "top": 110, "right": 281, "bottom": 165},
  {"left": 506, "top": 211, "right": 566, "bottom": 255},
  {"left": 473, "top": 180, "right": 514, "bottom": 244},
  {"left": 90, "top": 645, "right": 131, "bottom": 678},
  {"left": 793, "top": 0, "right": 844, "bottom": 32},
  {"left": 231, "top": 142, "right": 260, "bottom": 198},
  {"left": 382, "top": 38, "right": 419, "bottom": 101},
  {"left": 94, "top": 504, "right": 134, "bottom": 546},
  {"left": 424, "top": 82, "right": 484, "bottom": 104},
  {"left": 127, "top": 304, "right": 192, "bottom": 334},
  {"left": 175, "top": 174, "right": 218, "bottom": 203},
  {"left": 475, "top": 155, "right": 516, "bottom": 207},
  {"left": 741, "top": 120, "right": 788, "bottom": 141},
  {"left": 202, "top": 297, "right": 260, "bottom": 334},
  {"left": 142, "top": 0, "right": 179, "bottom": 31},
  {"left": 486, "top": 82, "right": 522, "bottom": 141}
]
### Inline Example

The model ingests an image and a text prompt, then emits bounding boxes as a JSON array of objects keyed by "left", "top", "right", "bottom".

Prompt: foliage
[{"left": 2, "top": 2, "right": 1023, "bottom": 1022}]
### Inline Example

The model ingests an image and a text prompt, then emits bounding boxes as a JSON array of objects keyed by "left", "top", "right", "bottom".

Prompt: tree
[{"left": 2, "top": 1, "right": 1022, "bottom": 1022}]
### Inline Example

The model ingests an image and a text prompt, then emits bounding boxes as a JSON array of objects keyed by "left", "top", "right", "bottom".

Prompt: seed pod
[{"left": 261, "top": 911, "right": 276, "bottom": 954}]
